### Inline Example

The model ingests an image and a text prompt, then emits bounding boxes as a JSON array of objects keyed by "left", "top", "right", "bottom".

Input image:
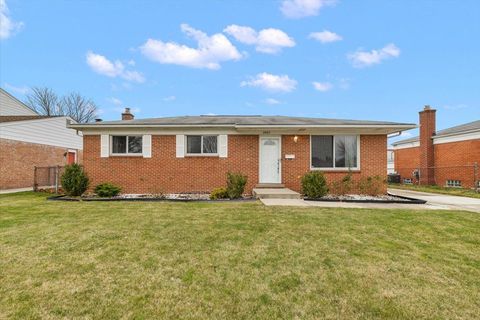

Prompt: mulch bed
[
  {"left": 304, "top": 193, "right": 426, "bottom": 204},
  {"left": 47, "top": 193, "right": 255, "bottom": 202}
]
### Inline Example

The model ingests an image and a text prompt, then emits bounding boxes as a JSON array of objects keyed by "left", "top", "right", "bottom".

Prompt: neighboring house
[
  {"left": 387, "top": 148, "right": 395, "bottom": 174},
  {"left": 68, "top": 108, "right": 414, "bottom": 194},
  {"left": 392, "top": 106, "right": 480, "bottom": 188},
  {"left": 0, "top": 88, "right": 83, "bottom": 190}
]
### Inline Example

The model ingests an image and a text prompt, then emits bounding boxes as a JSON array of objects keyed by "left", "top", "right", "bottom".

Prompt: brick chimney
[
  {"left": 121, "top": 107, "right": 134, "bottom": 120},
  {"left": 419, "top": 105, "right": 436, "bottom": 185}
]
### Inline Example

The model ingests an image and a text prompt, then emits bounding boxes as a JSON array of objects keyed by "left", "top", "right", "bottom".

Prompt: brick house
[
  {"left": 392, "top": 106, "right": 480, "bottom": 188},
  {"left": 69, "top": 108, "right": 414, "bottom": 194},
  {"left": 0, "top": 88, "right": 83, "bottom": 190}
]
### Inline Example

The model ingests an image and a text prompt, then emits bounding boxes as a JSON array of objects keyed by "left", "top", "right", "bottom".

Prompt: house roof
[
  {"left": 70, "top": 115, "right": 414, "bottom": 130},
  {"left": 392, "top": 119, "right": 480, "bottom": 146}
]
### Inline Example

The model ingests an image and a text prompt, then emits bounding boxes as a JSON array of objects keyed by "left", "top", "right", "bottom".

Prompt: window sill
[
  {"left": 110, "top": 154, "right": 143, "bottom": 157},
  {"left": 185, "top": 154, "right": 219, "bottom": 157},
  {"left": 310, "top": 168, "right": 360, "bottom": 172}
]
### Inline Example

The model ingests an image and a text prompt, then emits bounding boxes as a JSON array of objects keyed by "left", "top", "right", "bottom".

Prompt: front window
[
  {"left": 112, "top": 136, "right": 142, "bottom": 154},
  {"left": 186, "top": 135, "right": 218, "bottom": 155},
  {"left": 311, "top": 135, "right": 358, "bottom": 169}
]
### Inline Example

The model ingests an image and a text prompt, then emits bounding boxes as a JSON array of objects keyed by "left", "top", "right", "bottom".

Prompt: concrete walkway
[
  {"left": 261, "top": 189, "right": 480, "bottom": 212},
  {"left": 0, "top": 187, "right": 33, "bottom": 194},
  {"left": 388, "top": 188, "right": 480, "bottom": 213}
]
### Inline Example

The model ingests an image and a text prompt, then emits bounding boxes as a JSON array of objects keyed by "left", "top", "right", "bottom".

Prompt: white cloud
[
  {"left": 241, "top": 72, "right": 297, "bottom": 92},
  {"left": 163, "top": 95, "right": 176, "bottom": 102},
  {"left": 309, "top": 30, "right": 342, "bottom": 43},
  {"left": 338, "top": 78, "right": 350, "bottom": 90},
  {"left": 264, "top": 98, "right": 282, "bottom": 105},
  {"left": 107, "top": 97, "right": 122, "bottom": 106},
  {"left": 280, "top": 0, "right": 337, "bottom": 19},
  {"left": 86, "top": 51, "right": 145, "bottom": 83},
  {"left": 0, "top": 0, "right": 24, "bottom": 40},
  {"left": 312, "top": 81, "right": 333, "bottom": 92},
  {"left": 140, "top": 24, "right": 242, "bottom": 70},
  {"left": 224, "top": 25, "right": 295, "bottom": 54},
  {"left": 114, "top": 107, "right": 140, "bottom": 114},
  {"left": 443, "top": 104, "right": 468, "bottom": 110},
  {"left": 122, "top": 70, "right": 145, "bottom": 83},
  {"left": 3, "top": 83, "right": 30, "bottom": 95},
  {"left": 348, "top": 43, "right": 400, "bottom": 68}
]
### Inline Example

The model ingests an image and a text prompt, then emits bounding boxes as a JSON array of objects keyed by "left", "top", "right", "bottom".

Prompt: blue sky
[{"left": 1, "top": 0, "right": 479, "bottom": 141}]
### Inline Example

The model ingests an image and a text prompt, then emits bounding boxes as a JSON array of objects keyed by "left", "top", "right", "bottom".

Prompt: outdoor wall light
[{"left": 293, "top": 135, "right": 298, "bottom": 143}]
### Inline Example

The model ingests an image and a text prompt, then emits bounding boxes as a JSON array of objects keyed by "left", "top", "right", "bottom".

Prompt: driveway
[
  {"left": 260, "top": 189, "right": 480, "bottom": 213},
  {"left": 388, "top": 188, "right": 480, "bottom": 213}
]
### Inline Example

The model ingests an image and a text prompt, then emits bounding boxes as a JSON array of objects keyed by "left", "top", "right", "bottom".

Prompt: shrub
[
  {"left": 301, "top": 171, "right": 328, "bottom": 198},
  {"left": 330, "top": 171, "right": 353, "bottom": 195},
  {"left": 210, "top": 187, "right": 229, "bottom": 200},
  {"left": 226, "top": 172, "right": 247, "bottom": 199},
  {"left": 358, "top": 175, "right": 385, "bottom": 195},
  {"left": 94, "top": 183, "right": 121, "bottom": 197},
  {"left": 61, "top": 164, "right": 89, "bottom": 196}
]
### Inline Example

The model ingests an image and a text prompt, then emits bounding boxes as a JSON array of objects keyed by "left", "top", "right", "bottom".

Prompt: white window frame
[
  {"left": 310, "top": 135, "right": 361, "bottom": 171},
  {"left": 185, "top": 135, "right": 219, "bottom": 156},
  {"left": 110, "top": 135, "right": 143, "bottom": 156},
  {"left": 446, "top": 180, "right": 461, "bottom": 188}
]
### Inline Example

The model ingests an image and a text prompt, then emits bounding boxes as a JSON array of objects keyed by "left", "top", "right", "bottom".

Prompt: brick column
[{"left": 419, "top": 105, "right": 436, "bottom": 185}]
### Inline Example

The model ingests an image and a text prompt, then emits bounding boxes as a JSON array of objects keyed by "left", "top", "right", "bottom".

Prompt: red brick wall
[
  {"left": 282, "top": 135, "right": 387, "bottom": 193},
  {"left": 394, "top": 146, "right": 421, "bottom": 183},
  {"left": 394, "top": 140, "right": 479, "bottom": 188},
  {"left": 83, "top": 135, "right": 259, "bottom": 194},
  {"left": 434, "top": 140, "right": 479, "bottom": 188},
  {"left": 83, "top": 134, "right": 387, "bottom": 194},
  {"left": 0, "top": 138, "right": 83, "bottom": 190}
]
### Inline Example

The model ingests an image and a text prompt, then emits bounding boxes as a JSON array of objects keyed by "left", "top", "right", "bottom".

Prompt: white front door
[{"left": 259, "top": 136, "right": 281, "bottom": 183}]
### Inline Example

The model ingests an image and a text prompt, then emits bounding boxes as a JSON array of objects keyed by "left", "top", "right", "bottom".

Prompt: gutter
[{"left": 68, "top": 123, "right": 417, "bottom": 130}]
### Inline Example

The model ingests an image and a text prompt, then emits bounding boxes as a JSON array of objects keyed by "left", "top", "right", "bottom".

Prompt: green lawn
[
  {"left": 1, "top": 193, "right": 480, "bottom": 319},
  {"left": 389, "top": 183, "right": 480, "bottom": 199}
]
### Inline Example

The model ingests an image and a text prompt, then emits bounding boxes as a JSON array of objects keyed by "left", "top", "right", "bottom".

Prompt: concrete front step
[
  {"left": 255, "top": 183, "right": 285, "bottom": 188},
  {"left": 252, "top": 188, "right": 301, "bottom": 199}
]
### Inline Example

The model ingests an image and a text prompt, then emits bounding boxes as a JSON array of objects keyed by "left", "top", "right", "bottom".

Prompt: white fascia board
[
  {"left": 433, "top": 130, "right": 480, "bottom": 145},
  {"left": 392, "top": 141, "right": 420, "bottom": 149}
]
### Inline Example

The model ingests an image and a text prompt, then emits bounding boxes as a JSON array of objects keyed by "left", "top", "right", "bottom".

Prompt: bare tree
[
  {"left": 25, "top": 87, "right": 98, "bottom": 123},
  {"left": 61, "top": 92, "right": 98, "bottom": 123},
  {"left": 25, "top": 87, "right": 62, "bottom": 116}
]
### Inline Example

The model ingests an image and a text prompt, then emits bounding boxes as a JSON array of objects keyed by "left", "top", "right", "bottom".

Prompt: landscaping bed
[
  {"left": 47, "top": 193, "right": 254, "bottom": 202},
  {"left": 304, "top": 193, "right": 426, "bottom": 204}
]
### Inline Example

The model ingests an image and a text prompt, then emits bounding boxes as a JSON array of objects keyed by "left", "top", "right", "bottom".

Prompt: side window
[
  {"left": 186, "top": 135, "right": 218, "bottom": 154},
  {"left": 111, "top": 136, "right": 142, "bottom": 154}
]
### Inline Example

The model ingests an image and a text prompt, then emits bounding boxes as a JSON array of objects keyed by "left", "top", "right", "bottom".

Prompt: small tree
[
  {"left": 226, "top": 172, "right": 247, "bottom": 199},
  {"left": 301, "top": 171, "right": 328, "bottom": 198},
  {"left": 61, "top": 164, "right": 89, "bottom": 196}
]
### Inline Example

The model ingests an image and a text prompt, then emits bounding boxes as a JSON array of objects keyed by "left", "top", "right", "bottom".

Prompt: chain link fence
[
  {"left": 33, "top": 166, "right": 65, "bottom": 192},
  {"left": 393, "top": 163, "right": 479, "bottom": 189}
]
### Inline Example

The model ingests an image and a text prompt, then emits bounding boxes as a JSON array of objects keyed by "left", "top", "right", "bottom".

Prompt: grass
[
  {"left": 1, "top": 192, "right": 480, "bottom": 319},
  {"left": 389, "top": 183, "right": 480, "bottom": 199}
]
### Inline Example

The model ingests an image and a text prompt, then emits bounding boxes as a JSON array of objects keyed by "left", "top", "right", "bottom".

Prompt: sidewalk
[{"left": 0, "top": 187, "right": 33, "bottom": 194}]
